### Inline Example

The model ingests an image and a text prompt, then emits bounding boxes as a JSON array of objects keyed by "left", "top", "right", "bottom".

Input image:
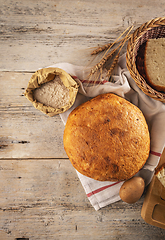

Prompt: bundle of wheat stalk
[{"left": 87, "top": 25, "right": 134, "bottom": 84}]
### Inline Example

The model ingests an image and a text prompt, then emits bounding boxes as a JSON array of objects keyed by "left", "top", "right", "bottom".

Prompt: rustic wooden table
[{"left": 0, "top": 1, "right": 165, "bottom": 239}]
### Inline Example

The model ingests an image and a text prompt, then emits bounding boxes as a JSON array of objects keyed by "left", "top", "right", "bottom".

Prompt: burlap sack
[{"left": 24, "top": 67, "right": 79, "bottom": 117}]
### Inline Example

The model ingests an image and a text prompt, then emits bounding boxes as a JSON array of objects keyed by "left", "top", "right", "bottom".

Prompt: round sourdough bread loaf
[{"left": 63, "top": 93, "right": 150, "bottom": 181}]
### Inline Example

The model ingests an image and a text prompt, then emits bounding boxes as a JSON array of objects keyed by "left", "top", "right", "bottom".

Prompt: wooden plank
[
  {"left": 141, "top": 176, "right": 165, "bottom": 230},
  {"left": 141, "top": 149, "right": 165, "bottom": 229},
  {"left": 0, "top": 159, "right": 165, "bottom": 240},
  {"left": 0, "top": 0, "right": 165, "bottom": 71},
  {"left": 0, "top": 72, "right": 67, "bottom": 159},
  {"left": 0, "top": 1, "right": 165, "bottom": 239}
]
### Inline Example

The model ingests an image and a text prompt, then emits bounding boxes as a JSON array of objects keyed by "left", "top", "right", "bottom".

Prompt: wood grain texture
[
  {"left": 0, "top": 72, "right": 67, "bottom": 159},
  {"left": 141, "top": 176, "right": 165, "bottom": 230},
  {"left": 1, "top": 0, "right": 165, "bottom": 239},
  {"left": 0, "top": 159, "right": 165, "bottom": 240},
  {"left": 0, "top": 0, "right": 165, "bottom": 71}
]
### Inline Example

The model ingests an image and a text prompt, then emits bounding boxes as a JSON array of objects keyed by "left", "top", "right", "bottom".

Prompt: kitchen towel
[{"left": 49, "top": 53, "right": 165, "bottom": 210}]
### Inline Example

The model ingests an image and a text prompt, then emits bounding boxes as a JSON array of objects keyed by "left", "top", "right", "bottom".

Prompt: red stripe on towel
[
  {"left": 71, "top": 76, "right": 107, "bottom": 84},
  {"left": 150, "top": 150, "right": 161, "bottom": 157},
  {"left": 87, "top": 181, "right": 121, "bottom": 198}
]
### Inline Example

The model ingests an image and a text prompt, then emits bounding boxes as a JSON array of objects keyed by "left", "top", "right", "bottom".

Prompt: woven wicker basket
[{"left": 126, "top": 17, "right": 165, "bottom": 102}]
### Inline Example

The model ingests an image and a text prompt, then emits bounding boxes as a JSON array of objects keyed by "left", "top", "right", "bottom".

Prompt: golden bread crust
[{"left": 63, "top": 93, "right": 150, "bottom": 181}]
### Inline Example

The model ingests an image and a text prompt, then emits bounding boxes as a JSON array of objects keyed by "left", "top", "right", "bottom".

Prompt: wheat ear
[
  {"left": 91, "top": 37, "right": 128, "bottom": 55},
  {"left": 88, "top": 35, "right": 130, "bottom": 79},
  {"left": 87, "top": 25, "right": 134, "bottom": 82},
  {"left": 106, "top": 26, "right": 133, "bottom": 78},
  {"left": 91, "top": 25, "right": 133, "bottom": 56},
  {"left": 97, "top": 25, "right": 133, "bottom": 56},
  {"left": 88, "top": 47, "right": 117, "bottom": 78},
  {"left": 106, "top": 53, "right": 120, "bottom": 78},
  {"left": 91, "top": 42, "right": 114, "bottom": 55}
]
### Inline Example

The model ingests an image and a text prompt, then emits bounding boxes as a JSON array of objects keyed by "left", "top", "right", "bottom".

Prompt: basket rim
[{"left": 126, "top": 17, "right": 165, "bottom": 102}]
